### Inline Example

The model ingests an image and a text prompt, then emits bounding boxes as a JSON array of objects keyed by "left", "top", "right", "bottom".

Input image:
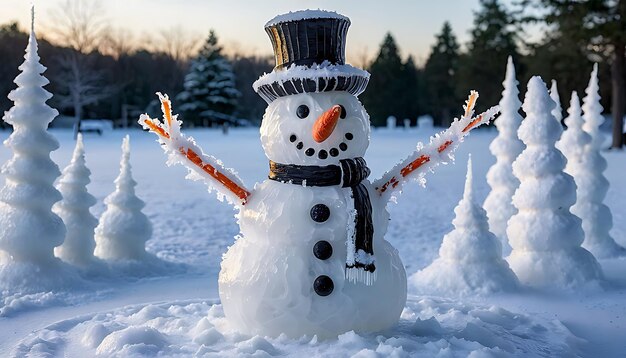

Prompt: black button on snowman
[{"left": 310, "top": 203, "right": 330, "bottom": 223}]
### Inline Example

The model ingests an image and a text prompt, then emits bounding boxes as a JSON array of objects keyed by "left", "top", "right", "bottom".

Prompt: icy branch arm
[
  {"left": 139, "top": 93, "right": 250, "bottom": 206},
  {"left": 372, "top": 91, "right": 500, "bottom": 202}
]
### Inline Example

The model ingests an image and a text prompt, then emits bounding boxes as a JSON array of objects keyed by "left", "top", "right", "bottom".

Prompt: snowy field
[{"left": 1, "top": 127, "right": 625, "bottom": 357}]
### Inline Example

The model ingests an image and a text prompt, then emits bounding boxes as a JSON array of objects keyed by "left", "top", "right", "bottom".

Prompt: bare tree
[
  {"left": 46, "top": 0, "right": 117, "bottom": 138},
  {"left": 144, "top": 26, "right": 201, "bottom": 65},
  {"left": 102, "top": 28, "right": 135, "bottom": 60},
  {"left": 45, "top": 0, "right": 108, "bottom": 54},
  {"left": 55, "top": 52, "right": 118, "bottom": 138}
]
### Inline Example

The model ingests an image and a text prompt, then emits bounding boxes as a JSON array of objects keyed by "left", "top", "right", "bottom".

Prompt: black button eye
[
  {"left": 339, "top": 105, "right": 347, "bottom": 119},
  {"left": 297, "top": 105, "right": 310, "bottom": 119}
]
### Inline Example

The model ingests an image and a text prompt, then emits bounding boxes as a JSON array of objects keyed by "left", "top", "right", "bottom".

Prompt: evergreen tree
[
  {"left": 361, "top": 33, "right": 406, "bottom": 126},
  {"left": 519, "top": 0, "right": 626, "bottom": 148},
  {"left": 176, "top": 30, "right": 240, "bottom": 127},
  {"left": 458, "top": 0, "right": 520, "bottom": 112},
  {"left": 398, "top": 55, "right": 422, "bottom": 123},
  {"left": 423, "top": 22, "right": 460, "bottom": 126}
]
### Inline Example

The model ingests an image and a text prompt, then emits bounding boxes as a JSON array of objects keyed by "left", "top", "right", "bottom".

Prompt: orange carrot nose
[{"left": 312, "top": 105, "right": 342, "bottom": 143}]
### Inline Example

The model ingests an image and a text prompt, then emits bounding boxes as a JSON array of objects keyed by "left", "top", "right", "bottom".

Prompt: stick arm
[
  {"left": 139, "top": 93, "right": 251, "bottom": 206},
  {"left": 372, "top": 91, "right": 500, "bottom": 202}
]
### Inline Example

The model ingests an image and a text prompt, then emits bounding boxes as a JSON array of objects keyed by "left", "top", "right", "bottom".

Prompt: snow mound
[
  {"left": 411, "top": 157, "right": 518, "bottom": 296},
  {"left": 12, "top": 299, "right": 581, "bottom": 357}
]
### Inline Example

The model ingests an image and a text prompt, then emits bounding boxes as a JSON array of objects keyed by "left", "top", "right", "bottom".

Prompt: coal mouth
[{"left": 289, "top": 132, "right": 353, "bottom": 160}]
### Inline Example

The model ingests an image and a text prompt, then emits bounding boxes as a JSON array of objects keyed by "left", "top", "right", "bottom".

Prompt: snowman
[{"left": 140, "top": 10, "right": 499, "bottom": 338}]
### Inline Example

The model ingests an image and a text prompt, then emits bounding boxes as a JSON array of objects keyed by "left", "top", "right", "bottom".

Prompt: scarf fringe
[{"left": 345, "top": 267, "right": 377, "bottom": 286}]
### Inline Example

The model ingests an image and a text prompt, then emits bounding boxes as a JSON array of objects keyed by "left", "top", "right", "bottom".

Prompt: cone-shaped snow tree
[
  {"left": 54, "top": 134, "right": 98, "bottom": 266},
  {"left": 0, "top": 10, "right": 66, "bottom": 265},
  {"left": 507, "top": 76, "right": 602, "bottom": 289},
  {"left": 94, "top": 136, "right": 152, "bottom": 261},
  {"left": 556, "top": 92, "right": 589, "bottom": 174},
  {"left": 412, "top": 157, "right": 518, "bottom": 296},
  {"left": 550, "top": 80, "right": 562, "bottom": 124},
  {"left": 574, "top": 64, "right": 625, "bottom": 258},
  {"left": 483, "top": 56, "right": 524, "bottom": 254}
]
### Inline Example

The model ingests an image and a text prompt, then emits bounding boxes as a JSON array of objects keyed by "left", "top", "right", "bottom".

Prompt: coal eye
[
  {"left": 339, "top": 105, "right": 347, "bottom": 119},
  {"left": 297, "top": 105, "right": 310, "bottom": 119}
]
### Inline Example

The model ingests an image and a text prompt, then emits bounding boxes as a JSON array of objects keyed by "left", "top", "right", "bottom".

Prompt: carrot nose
[{"left": 312, "top": 105, "right": 342, "bottom": 143}]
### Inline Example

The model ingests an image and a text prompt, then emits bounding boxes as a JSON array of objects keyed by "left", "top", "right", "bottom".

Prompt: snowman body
[{"left": 218, "top": 92, "right": 407, "bottom": 338}]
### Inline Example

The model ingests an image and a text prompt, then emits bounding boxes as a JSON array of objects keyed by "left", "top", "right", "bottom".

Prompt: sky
[{"left": 0, "top": 0, "right": 518, "bottom": 65}]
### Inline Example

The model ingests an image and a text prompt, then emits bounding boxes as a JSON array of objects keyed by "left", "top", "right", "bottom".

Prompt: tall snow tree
[
  {"left": 507, "top": 76, "right": 602, "bottom": 289},
  {"left": 411, "top": 157, "right": 518, "bottom": 296},
  {"left": 549, "top": 80, "right": 563, "bottom": 124},
  {"left": 574, "top": 64, "right": 625, "bottom": 258},
  {"left": 458, "top": 0, "right": 520, "bottom": 112},
  {"left": 0, "top": 10, "right": 66, "bottom": 265},
  {"left": 176, "top": 30, "right": 240, "bottom": 127},
  {"left": 483, "top": 57, "right": 525, "bottom": 254},
  {"left": 423, "top": 22, "right": 460, "bottom": 126},
  {"left": 94, "top": 136, "right": 152, "bottom": 261},
  {"left": 54, "top": 133, "right": 98, "bottom": 266}
]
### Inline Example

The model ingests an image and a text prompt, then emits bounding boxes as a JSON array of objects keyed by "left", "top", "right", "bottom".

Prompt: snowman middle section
[{"left": 219, "top": 179, "right": 407, "bottom": 338}]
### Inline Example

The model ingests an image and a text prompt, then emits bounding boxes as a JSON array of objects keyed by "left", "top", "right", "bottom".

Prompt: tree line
[
  {"left": 0, "top": 0, "right": 624, "bottom": 148},
  {"left": 363, "top": 0, "right": 625, "bottom": 149}
]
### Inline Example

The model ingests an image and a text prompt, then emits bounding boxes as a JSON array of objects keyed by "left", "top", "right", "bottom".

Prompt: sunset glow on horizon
[{"left": 0, "top": 0, "right": 518, "bottom": 64}]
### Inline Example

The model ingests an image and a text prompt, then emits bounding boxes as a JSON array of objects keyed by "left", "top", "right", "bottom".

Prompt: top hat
[{"left": 253, "top": 10, "right": 370, "bottom": 104}]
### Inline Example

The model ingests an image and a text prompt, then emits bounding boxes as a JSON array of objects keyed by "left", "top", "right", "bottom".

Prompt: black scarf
[{"left": 269, "top": 157, "right": 376, "bottom": 285}]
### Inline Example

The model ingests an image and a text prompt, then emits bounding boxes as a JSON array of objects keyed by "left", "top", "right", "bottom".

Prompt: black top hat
[{"left": 253, "top": 10, "right": 369, "bottom": 103}]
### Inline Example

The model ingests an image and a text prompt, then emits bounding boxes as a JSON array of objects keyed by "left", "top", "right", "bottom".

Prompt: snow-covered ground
[{"left": 1, "top": 127, "right": 625, "bottom": 357}]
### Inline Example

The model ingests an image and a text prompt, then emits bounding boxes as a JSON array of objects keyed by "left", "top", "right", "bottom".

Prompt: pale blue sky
[{"left": 0, "top": 0, "right": 518, "bottom": 64}]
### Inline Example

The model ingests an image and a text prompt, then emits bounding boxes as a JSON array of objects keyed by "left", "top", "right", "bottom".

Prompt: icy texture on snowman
[
  {"left": 483, "top": 57, "right": 525, "bottom": 255},
  {"left": 507, "top": 76, "right": 602, "bottom": 289},
  {"left": 140, "top": 9, "right": 499, "bottom": 338},
  {"left": 572, "top": 64, "right": 625, "bottom": 258},
  {"left": 54, "top": 134, "right": 99, "bottom": 267},
  {"left": 94, "top": 136, "right": 153, "bottom": 261},
  {"left": 411, "top": 156, "right": 519, "bottom": 296},
  {"left": 0, "top": 10, "right": 65, "bottom": 266}
]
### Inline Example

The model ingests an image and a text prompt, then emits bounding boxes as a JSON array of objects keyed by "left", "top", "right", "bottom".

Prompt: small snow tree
[
  {"left": 54, "top": 133, "right": 98, "bottom": 266},
  {"left": 550, "top": 79, "right": 562, "bottom": 124},
  {"left": 574, "top": 64, "right": 625, "bottom": 258},
  {"left": 412, "top": 157, "right": 518, "bottom": 296},
  {"left": 0, "top": 13, "right": 66, "bottom": 265},
  {"left": 507, "top": 76, "right": 602, "bottom": 289},
  {"left": 556, "top": 91, "right": 589, "bottom": 174},
  {"left": 176, "top": 30, "right": 240, "bottom": 127},
  {"left": 483, "top": 56, "right": 525, "bottom": 254},
  {"left": 94, "top": 136, "right": 152, "bottom": 261}
]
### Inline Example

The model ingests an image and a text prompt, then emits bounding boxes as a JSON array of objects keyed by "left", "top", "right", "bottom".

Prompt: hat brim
[{"left": 253, "top": 62, "right": 370, "bottom": 104}]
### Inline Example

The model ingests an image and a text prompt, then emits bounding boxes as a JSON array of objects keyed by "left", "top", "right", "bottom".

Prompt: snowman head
[
  {"left": 260, "top": 91, "right": 370, "bottom": 165},
  {"left": 254, "top": 10, "right": 371, "bottom": 165}
]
